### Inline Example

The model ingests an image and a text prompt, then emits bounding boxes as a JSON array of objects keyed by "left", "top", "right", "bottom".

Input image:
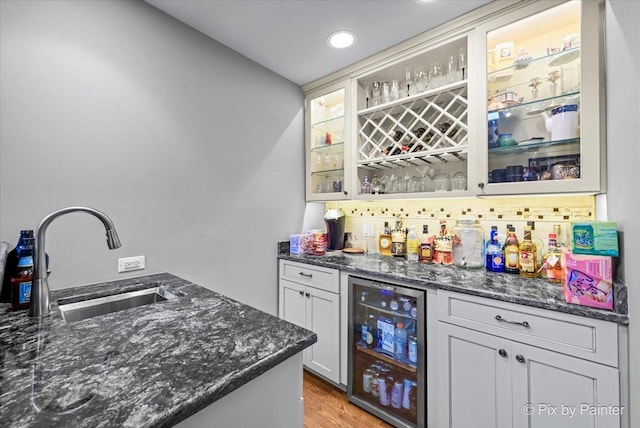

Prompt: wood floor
[{"left": 303, "top": 370, "right": 392, "bottom": 428}]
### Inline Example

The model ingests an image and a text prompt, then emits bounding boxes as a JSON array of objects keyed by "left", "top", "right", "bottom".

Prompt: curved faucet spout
[{"left": 29, "top": 207, "right": 122, "bottom": 318}]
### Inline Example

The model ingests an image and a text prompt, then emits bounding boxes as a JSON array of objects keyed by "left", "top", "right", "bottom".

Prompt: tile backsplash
[{"left": 326, "top": 195, "right": 595, "bottom": 253}]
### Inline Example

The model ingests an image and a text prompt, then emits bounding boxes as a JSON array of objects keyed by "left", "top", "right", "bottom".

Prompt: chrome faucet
[{"left": 29, "top": 207, "right": 122, "bottom": 317}]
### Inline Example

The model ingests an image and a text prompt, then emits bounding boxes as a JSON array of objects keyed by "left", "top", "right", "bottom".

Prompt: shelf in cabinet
[
  {"left": 310, "top": 142, "right": 344, "bottom": 153},
  {"left": 356, "top": 343, "right": 417, "bottom": 373},
  {"left": 488, "top": 137, "right": 579, "bottom": 156},
  {"left": 311, "top": 168, "right": 344, "bottom": 177},
  {"left": 311, "top": 115, "right": 344, "bottom": 128},
  {"left": 358, "top": 80, "right": 468, "bottom": 119},
  {"left": 358, "top": 301, "right": 416, "bottom": 319},
  {"left": 357, "top": 147, "right": 467, "bottom": 169},
  {"left": 488, "top": 91, "right": 580, "bottom": 117},
  {"left": 488, "top": 47, "right": 581, "bottom": 80}
]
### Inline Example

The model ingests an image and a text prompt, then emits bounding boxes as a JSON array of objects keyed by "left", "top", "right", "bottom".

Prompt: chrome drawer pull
[
  {"left": 299, "top": 272, "right": 313, "bottom": 278},
  {"left": 495, "top": 315, "right": 530, "bottom": 328}
]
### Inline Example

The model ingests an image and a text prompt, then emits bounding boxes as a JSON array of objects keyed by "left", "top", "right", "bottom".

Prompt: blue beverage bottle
[{"left": 485, "top": 226, "right": 504, "bottom": 272}]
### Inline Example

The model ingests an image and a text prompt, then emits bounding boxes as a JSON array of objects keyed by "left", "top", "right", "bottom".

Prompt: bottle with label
[
  {"left": 518, "top": 226, "right": 538, "bottom": 278},
  {"left": 526, "top": 221, "right": 545, "bottom": 265},
  {"left": 394, "top": 321, "right": 407, "bottom": 361},
  {"left": 1, "top": 230, "right": 34, "bottom": 303},
  {"left": 504, "top": 227, "right": 520, "bottom": 274},
  {"left": 406, "top": 226, "right": 419, "bottom": 261},
  {"left": 10, "top": 236, "right": 34, "bottom": 310},
  {"left": 361, "top": 313, "right": 377, "bottom": 348},
  {"left": 408, "top": 336, "right": 418, "bottom": 364},
  {"left": 391, "top": 218, "right": 406, "bottom": 257},
  {"left": 379, "top": 221, "right": 392, "bottom": 256},
  {"left": 553, "top": 224, "right": 566, "bottom": 248},
  {"left": 485, "top": 226, "right": 504, "bottom": 272},
  {"left": 542, "top": 233, "right": 563, "bottom": 283},
  {"left": 433, "top": 219, "right": 453, "bottom": 265},
  {"left": 419, "top": 225, "right": 433, "bottom": 263}
]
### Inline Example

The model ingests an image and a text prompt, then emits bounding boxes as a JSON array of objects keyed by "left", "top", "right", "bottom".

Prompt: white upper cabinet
[
  {"left": 473, "top": 0, "right": 605, "bottom": 195},
  {"left": 303, "top": 0, "right": 605, "bottom": 201},
  {"left": 305, "top": 81, "right": 352, "bottom": 201}
]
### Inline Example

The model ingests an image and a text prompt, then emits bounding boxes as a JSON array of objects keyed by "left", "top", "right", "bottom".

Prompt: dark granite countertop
[
  {"left": 0, "top": 273, "right": 316, "bottom": 427},
  {"left": 278, "top": 250, "right": 628, "bottom": 325}
]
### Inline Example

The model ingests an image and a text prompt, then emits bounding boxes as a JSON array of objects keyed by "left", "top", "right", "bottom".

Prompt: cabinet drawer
[
  {"left": 279, "top": 260, "right": 339, "bottom": 294},
  {"left": 437, "top": 291, "right": 619, "bottom": 367}
]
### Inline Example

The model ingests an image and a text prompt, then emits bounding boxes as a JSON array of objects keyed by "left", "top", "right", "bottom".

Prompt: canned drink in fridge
[
  {"left": 402, "top": 379, "right": 413, "bottom": 409},
  {"left": 370, "top": 370, "right": 380, "bottom": 397},
  {"left": 378, "top": 376, "right": 390, "bottom": 406},
  {"left": 408, "top": 336, "right": 418, "bottom": 364},
  {"left": 391, "top": 380, "right": 403, "bottom": 409},
  {"left": 362, "top": 369, "right": 374, "bottom": 394}
]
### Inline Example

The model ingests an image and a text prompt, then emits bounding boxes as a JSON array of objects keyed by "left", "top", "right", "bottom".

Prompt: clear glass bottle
[
  {"left": 391, "top": 218, "right": 406, "bottom": 257},
  {"left": 542, "top": 233, "right": 563, "bottom": 282},
  {"left": 361, "top": 176, "right": 372, "bottom": 195},
  {"left": 406, "top": 226, "right": 420, "bottom": 261},
  {"left": 451, "top": 219, "right": 485, "bottom": 268},
  {"left": 518, "top": 226, "right": 538, "bottom": 278}
]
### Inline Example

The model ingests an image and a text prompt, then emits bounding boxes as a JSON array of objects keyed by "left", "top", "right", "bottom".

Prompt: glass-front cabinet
[
  {"left": 305, "top": 81, "right": 351, "bottom": 201},
  {"left": 474, "top": 0, "right": 604, "bottom": 195},
  {"left": 351, "top": 35, "right": 472, "bottom": 199}
]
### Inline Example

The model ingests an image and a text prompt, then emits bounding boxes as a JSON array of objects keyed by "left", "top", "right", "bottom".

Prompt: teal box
[{"left": 571, "top": 221, "right": 619, "bottom": 257}]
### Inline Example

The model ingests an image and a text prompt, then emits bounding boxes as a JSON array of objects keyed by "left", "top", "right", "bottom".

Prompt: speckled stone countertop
[
  {"left": 0, "top": 273, "right": 316, "bottom": 428},
  {"left": 278, "top": 247, "right": 628, "bottom": 325}
]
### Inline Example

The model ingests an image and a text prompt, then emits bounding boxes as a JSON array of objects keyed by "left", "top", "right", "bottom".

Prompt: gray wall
[
  {"left": 0, "top": 0, "right": 305, "bottom": 315},
  {"left": 605, "top": 0, "right": 640, "bottom": 422}
]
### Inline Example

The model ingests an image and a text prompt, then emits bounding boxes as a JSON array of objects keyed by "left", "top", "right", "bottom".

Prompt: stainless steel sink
[{"left": 58, "top": 287, "right": 181, "bottom": 323}]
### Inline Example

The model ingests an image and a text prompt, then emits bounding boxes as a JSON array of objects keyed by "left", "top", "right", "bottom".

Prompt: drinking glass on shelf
[
  {"left": 371, "top": 175, "right": 383, "bottom": 194},
  {"left": 390, "top": 80, "right": 400, "bottom": 101},
  {"left": 414, "top": 67, "right": 426, "bottom": 93},
  {"left": 382, "top": 81, "right": 391, "bottom": 104},
  {"left": 433, "top": 172, "right": 451, "bottom": 192},
  {"left": 458, "top": 48, "right": 466, "bottom": 80},
  {"left": 371, "top": 81, "right": 382, "bottom": 106},
  {"left": 451, "top": 171, "right": 467, "bottom": 191},
  {"left": 364, "top": 85, "right": 372, "bottom": 109},
  {"left": 403, "top": 69, "right": 412, "bottom": 97},
  {"left": 429, "top": 63, "right": 443, "bottom": 89},
  {"left": 447, "top": 55, "right": 456, "bottom": 83}
]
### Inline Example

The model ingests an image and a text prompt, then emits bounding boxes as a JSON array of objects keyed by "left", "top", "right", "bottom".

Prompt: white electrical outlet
[
  {"left": 362, "top": 223, "right": 375, "bottom": 237},
  {"left": 118, "top": 256, "right": 145, "bottom": 273}
]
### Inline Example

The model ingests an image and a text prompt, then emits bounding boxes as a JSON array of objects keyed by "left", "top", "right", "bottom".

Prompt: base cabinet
[
  {"left": 437, "top": 322, "right": 620, "bottom": 428},
  {"left": 279, "top": 261, "right": 340, "bottom": 384}
]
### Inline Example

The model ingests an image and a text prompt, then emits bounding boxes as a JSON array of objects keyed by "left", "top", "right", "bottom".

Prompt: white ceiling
[{"left": 146, "top": 0, "right": 492, "bottom": 86}]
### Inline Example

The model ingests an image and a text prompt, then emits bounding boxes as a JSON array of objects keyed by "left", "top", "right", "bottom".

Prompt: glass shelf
[
  {"left": 488, "top": 46, "right": 581, "bottom": 78},
  {"left": 311, "top": 115, "right": 344, "bottom": 128},
  {"left": 489, "top": 137, "right": 579, "bottom": 156},
  {"left": 310, "top": 141, "right": 345, "bottom": 153},
  {"left": 358, "top": 301, "right": 417, "bottom": 319},
  {"left": 488, "top": 91, "right": 580, "bottom": 116},
  {"left": 311, "top": 168, "right": 344, "bottom": 177}
]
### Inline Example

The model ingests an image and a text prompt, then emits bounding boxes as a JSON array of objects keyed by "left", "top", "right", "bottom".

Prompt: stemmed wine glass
[
  {"left": 458, "top": 48, "right": 466, "bottom": 80},
  {"left": 526, "top": 77, "right": 544, "bottom": 115},
  {"left": 415, "top": 165, "right": 434, "bottom": 192}
]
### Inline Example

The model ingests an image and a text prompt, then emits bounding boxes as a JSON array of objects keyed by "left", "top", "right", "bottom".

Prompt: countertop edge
[{"left": 277, "top": 254, "right": 629, "bottom": 325}]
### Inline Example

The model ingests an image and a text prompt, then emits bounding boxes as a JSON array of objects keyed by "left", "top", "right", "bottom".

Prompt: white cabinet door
[
  {"left": 511, "top": 342, "right": 621, "bottom": 428},
  {"left": 279, "top": 279, "right": 306, "bottom": 329},
  {"left": 437, "top": 322, "right": 512, "bottom": 428},
  {"left": 305, "top": 286, "right": 340, "bottom": 384}
]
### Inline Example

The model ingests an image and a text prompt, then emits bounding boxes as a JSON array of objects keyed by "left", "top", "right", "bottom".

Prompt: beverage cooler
[{"left": 348, "top": 277, "right": 425, "bottom": 428}]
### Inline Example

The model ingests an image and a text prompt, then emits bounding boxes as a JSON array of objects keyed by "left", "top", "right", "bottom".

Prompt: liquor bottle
[
  {"left": 391, "top": 218, "right": 406, "bottom": 257},
  {"left": 553, "top": 224, "right": 566, "bottom": 248},
  {"left": 419, "top": 225, "right": 433, "bottom": 263},
  {"left": 1, "top": 230, "right": 34, "bottom": 303},
  {"left": 541, "top": 233, "right": 563, "bottom": 283},
  {"left": 485, "top": 226, "right": 504, "bottom": 272},
  {"left": 518, "top": 226, "right": 538, "bottom": 278},
  {"left": 379, "top": 221, "right": 392, "bottom": 256},
  {"left": 406, "top": 226, "right": 419, "bottom": 261},
  {"left": 433, "top": 219, "right": 453, "bottom": 265},
  {"left": 10, "top": 236, "right": 34, "bottom": 310},
  {"left": 527, "top": 221, "right": 545, "bottom": 265},
  {"left": 504, "top": 227, "right": 520, "bottom": 274}
]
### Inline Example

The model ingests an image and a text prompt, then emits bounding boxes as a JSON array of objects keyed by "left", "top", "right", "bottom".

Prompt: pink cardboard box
[{"left": 561, "top": 248, "right": 613, "bottom": 310}]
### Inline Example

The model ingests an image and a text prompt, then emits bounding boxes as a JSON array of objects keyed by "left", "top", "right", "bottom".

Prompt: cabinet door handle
[
  {"left": 478, "top": 182, "right": 485, "bottom": 189},
  {"left": 299, "top": 272, "right": 313, "bottom": 278},
  {"left": 344, "top": 190, "right": 348, "bottom": 195},
  {"left": 299, "top": 290, "right": 304, "bottom": 296},
  {"left": 495, "top": 315, "right": 530, "bottom": 328},
  {"left": 305, "top": 292, "right": 310, "bottom": 298},
  {"left": 498, "top": 349, "right": 508, "bottom": 358},
  {"left": 516, "top": 354, "right": 526, "bottom": 363}
]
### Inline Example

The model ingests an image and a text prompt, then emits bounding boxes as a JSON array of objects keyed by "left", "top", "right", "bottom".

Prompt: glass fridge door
[{"left": 348, "top": 277, "right": 425, "bottom": 428}]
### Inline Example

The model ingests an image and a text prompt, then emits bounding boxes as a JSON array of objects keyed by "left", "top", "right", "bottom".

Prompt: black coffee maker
[{"left": 324, "top": 209, "right": 345, "bottom": 250}]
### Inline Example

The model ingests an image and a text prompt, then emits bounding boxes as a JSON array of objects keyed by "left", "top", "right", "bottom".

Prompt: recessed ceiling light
[
  {"left": 415, "top": 0, "right": 438, "bottom": 3},
  {"left": 328, "top": 31, "right": 356, "bottom": 49}
]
